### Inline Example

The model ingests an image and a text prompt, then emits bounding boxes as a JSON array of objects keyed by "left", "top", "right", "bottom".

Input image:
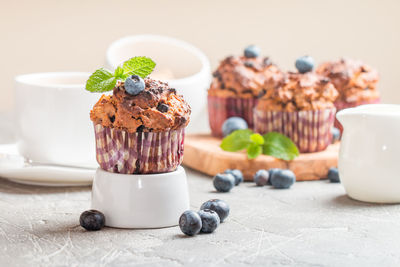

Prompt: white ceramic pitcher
[{"left": 337, "top": 104, "right": 400, "bottom": 203}]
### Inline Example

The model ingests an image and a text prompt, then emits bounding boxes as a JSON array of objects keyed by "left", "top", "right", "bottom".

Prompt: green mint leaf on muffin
[
  {"left": 114, "top": 66, "right": 126, "bottom": 80},
  {"left": 220, "top": 130, "right": 299, "bottom": 160},
  {"left": 262, "top": 132, "right": 299, "bottom": 161},
  {"left": 122, "top": 57, "right": 156, "bottom": 78},
  {"left": 247, "top": 143, "right": 262, "bottom": 159},
  {"left": 220, "top": 129, "right": 252, "bottom": 151},
  {"left": 85, "top": 57, "right": 156, "bottom": 92},
  {"left": 86, "top": 68, "right": 117, "bottom": 93}
]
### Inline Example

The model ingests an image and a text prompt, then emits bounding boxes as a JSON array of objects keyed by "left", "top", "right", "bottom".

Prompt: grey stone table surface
[{"left": 1, "top": 168, "right": 400, "bottom": 267}]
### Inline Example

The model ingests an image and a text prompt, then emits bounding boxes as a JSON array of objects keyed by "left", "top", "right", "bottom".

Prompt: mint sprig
[
  {"left": 85, "top": 57, "right": 156, "bottom": 93},
  {"left": 220, "top": 130, "right": 299, "bottom": 160}
]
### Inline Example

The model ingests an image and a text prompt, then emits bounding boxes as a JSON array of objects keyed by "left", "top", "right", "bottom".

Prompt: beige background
[{"left": 1, "top": 0, "right": 400, "bottom": 112}]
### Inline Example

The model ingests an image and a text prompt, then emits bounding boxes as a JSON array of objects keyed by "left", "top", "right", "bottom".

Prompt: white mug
[
  {"left": 14, "top": 72, "right": 99, "bottom": 168},
  {"left": 337, "top": 104, "right": 400, "bottom": 203}
]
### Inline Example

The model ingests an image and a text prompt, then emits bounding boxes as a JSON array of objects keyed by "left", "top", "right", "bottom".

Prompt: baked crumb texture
[
  {"left": 90, "top": 78, "right": 191, "bottom": 133},
  {"left": 207, "top": 55, "right": 283, "bottom": 137}
]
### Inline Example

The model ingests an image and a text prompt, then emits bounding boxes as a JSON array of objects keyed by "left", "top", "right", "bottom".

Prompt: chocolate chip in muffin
[
  {"left": 157, "top": 103, "right": 169, "bottom": 113},
  {"left": 244, "top": 61, "right": 254, "bottom": 68},
  {"left": 213, "top": 71, "right": 221, "bottom": 78},
  {"left": 320, "top": 77, "right": 330, "bottom": 84},
  {"left": 263, "top": 57, "right": 272, "bottom": 66},
  {"left": 136, "top": 125, "right": 145, "bottom": 132},
  {"left": 258, "top": 90, "right": 266, "bottom": 98},
  {"left": 109, "top": 115, "right": 115, "bottom": 123}
]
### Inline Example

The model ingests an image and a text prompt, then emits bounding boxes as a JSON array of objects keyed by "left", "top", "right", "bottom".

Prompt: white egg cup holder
[{"left": 91, "top": 166, "right": 189, "bottom": 229}]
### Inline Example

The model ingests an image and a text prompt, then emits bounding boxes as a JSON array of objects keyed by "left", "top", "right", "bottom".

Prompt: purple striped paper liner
[
  {"left": 254, "top": 108, "right": 336, "bottom": 153},
  {"left": 208, "top": 95, "right": 257, "bottom": 137},
  {"left": 94, "top": 124, "right": 185, "bottom": 174},
  {"left": 334, "top": 98, "right": 380, "bottom": 133}
]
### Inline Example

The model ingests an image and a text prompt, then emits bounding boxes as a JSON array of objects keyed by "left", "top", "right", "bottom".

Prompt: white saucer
[{"left": 0, "top": 144, "right": 95, "bottom": 187}]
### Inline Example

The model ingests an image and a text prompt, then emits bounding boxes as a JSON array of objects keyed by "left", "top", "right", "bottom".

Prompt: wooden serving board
[{"left": 183, "top": 134, "right": 339, "bottom": 181}]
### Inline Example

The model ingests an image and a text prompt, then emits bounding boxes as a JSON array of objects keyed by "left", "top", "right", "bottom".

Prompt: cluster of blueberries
[
  {"left": 179, "top": 199, "right": 229, "bottom": 236},
  {"left": 213, "top": 168, "right": 296, "bottom": 192}
]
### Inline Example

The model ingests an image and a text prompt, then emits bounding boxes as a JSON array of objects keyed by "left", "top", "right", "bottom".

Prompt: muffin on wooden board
[
  {"left": 208, "top": 45, "right": 283, "bottom": 137},
  {"left": 254, "top": 67, "right": 338, "bottom": 153}
]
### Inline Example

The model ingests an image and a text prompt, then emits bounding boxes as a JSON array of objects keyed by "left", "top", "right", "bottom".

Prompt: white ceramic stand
[{"left": 91, "top": 166, "right": 189, "bottom": 229}]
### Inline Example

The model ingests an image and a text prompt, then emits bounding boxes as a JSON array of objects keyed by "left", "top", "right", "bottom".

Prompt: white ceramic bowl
[
  {"left": 106, "top": 35, "right": 211, "bottom": 132},
  {"left": 14, "top": 72, "right": 99, "bottom": 168},
  {"left": 91, "top": 166, "right": 190, "bottom": 228}
]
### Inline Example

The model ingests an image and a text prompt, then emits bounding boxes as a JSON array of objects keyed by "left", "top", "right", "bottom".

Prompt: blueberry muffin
[
  {"left": 90, "top": 77, "right": 190, "bottom": 174},
  {"left": 208, "top": 45, "right": 283, "bottom": 137},
  {"left": 254, "top": 61, "right": 339, "bottom": 153},
  {"left": 316, "top": 58, "right": 380, "bottom": 131}
]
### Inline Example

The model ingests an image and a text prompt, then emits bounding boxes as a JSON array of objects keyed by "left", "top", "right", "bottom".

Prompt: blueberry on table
[
  {"left": 267, "top": 168, "right": 281, "bottom": 185},
  {"left": 179, "top": 210, "right": 202, "bottom": 236},
  {"left": 200, "top": 199, "right": 230, "bottom": 223},
  {"left": 79, "top": 210, "right": 105, "bottom": 231},
  {"left": 328, "top": 167, "right": 340, "bottom": 183},
  {"left": 198, "top": 209, "right": 220, "bottom": 233},
  {"left": 224, "top": 169, "right": 244, "bottom": 185},
  {"left": 213, "top": 173, "right": 235, "bottom": 192},
  {"left": 270, "top": 169, "right": 296, "bottom": 189},
  {"left": 295, "top": 56, "right": 315, "bottom": 74},
  {"left": 124, "top": 75, "right": 145, "bottom": 95},
  {"left": 222, "top": 117, "right": 248, "bottom": 137},
  {"left": 244, "top": 45, "right": 261, "bottom": 58},
  {"left": 254, "top": 170, "right": 269, "bottom": 186},
  {"left": 331, "top": 127, "right": 341, "bottom": 143}
]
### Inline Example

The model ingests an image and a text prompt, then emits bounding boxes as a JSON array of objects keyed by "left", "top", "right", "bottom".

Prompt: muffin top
[
  {"left": 256, "top": 72, "right": 338, "bottom": 112},
  {"left": 208, "top": 55, "right": 284, "bottom": 99},
  {"left": 90, "top": 78, "right": 191, "bottom": 132},
  {"left": 316, "top": 58, "right": 379, "bottom": 103}
]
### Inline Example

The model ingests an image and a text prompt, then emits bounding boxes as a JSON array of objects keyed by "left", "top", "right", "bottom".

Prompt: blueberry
[
  {"left": 179, "top": 210, "right": 202, "bottom": 236},
  {"left": 267, "top": 168, "right": 281, "bottom": 185},
  {"left": 328, "top": 167, "right": 340, "bottom": 183},
  {"left": 222, "top": 117, "right": 248, "bottom": 137},
  {"left": 79, "top": 210, "right": 105, "bottom": 231},
  {"left": 213, "top": 173, "right": 235, "bottom": 192},
  {"left": 124, "top": 75, "right": 145, "bottom": 95},
  {"left": 295, "top": 56, "right": 315, "bottom": 74},
  {"left": 244, "top": 45, "right": 260, "bottom": 58},
  {"left": 254, "top": 170, "right": 269, "bottom": 186},
  {"left": 332, "top": 127, "right": 341, "bottom": 143},
  {"left": 197, "top": 209, "right": 220, "bottom": 233},
  {"left": 200, "top": 199, "right": 230, "bottom": 223},
  {"left": 224, "top": 169, "right": 243, "bottom": 185},
  {"left": 270, "top": 169, "right": 296, "bottom": 189}
]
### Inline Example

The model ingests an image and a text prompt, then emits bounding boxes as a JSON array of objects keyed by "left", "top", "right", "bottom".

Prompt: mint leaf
[
  {"left": 122, "top": 57, "right": 156, "bottom": 78},
  {"left": 250, "top": 133, "right": 264, "bottom": 145},
  {"left": 262, "top": 132, "right": 299, "bottom": 161},
  {"left": 114, "top": 66, "right": 126, "bottom": 80},
  {"left": 247, "top": 143, "right": 262, "bottom": 159},
  {"left": 220, "top": 129, "right": 252, "bottom": 152},
  {"left": 85, "top": 68, "right": 117, "bottom": 93}
]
